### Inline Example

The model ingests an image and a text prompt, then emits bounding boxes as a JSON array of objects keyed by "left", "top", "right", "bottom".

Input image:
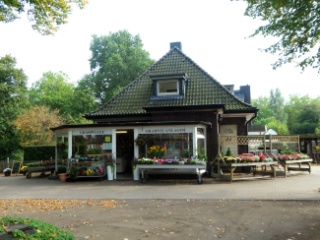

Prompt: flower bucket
[
  {"left": 58, "top": 173, "right": 67, "bottom": 182},
  {"left": 107, "top": 166, "right": 113, "bottom": 180}
]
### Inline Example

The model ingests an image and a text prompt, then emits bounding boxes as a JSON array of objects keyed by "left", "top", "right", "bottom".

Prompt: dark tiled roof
[{"left": 86, "top": 47, "right": 257, "bottom": 117}]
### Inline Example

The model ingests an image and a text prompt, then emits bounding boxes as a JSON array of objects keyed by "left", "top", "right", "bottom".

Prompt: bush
[
  {"left": 24, "top": 146, "right": 55, "bottom": 161},
  {"left": 0, "top": 217, "right": 75, "bottom": 239}
]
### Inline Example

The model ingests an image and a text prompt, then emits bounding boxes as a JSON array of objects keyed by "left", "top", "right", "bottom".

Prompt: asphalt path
[{"left": 1, "top": 165, "right": 320, "bottom": 201}]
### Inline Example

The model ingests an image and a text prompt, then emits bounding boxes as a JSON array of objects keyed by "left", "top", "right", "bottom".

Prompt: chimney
[{"left": 170, "top": 42, "right": 182, "bottom": 50}]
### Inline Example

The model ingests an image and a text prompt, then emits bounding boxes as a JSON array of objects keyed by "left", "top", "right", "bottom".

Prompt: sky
[{"left": 0, "top": 0, "right": 319, "bottom": 101}]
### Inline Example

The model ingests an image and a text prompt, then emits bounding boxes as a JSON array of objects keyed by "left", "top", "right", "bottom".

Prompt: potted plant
[
  {"left": 3, "top": 168, "right": 12, "bottom": 177},
  {"left": 135, "top": 135, "right": 148, "bottom": 146},
  {"left": 20, "top": 166, "right": 28, "bottom": 175},
  {"left": 106, "top": 158, "right": 115, "bottom": 180},
  {"left": 68, "top": 161, "right": 78, "bottom": 181},
  {"left": 56, "top": 166, "right": 67, "bottom": 182}
]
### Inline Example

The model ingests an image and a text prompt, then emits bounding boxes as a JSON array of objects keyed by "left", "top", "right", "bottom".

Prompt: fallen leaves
[{"left": 0, "top": 199, "right": 117, "bottom": 214}]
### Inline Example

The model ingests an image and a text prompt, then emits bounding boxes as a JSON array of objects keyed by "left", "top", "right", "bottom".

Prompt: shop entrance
[{"left": 116, "top": 129, "right": 134, "bottom": 174}]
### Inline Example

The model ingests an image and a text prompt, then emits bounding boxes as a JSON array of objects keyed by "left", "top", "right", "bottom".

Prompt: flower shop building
[{"left": 52, "top": 42, "right": 258, "bottom": 179}]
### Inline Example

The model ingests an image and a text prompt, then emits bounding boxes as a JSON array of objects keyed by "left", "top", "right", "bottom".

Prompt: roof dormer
[{"left": 150, "top": 73, "right": 188, "bottom": 100}]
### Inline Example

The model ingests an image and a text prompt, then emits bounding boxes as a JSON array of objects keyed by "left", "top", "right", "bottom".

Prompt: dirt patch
[{"left": 1, "top": 199, "right": 320, "bottom": 240}]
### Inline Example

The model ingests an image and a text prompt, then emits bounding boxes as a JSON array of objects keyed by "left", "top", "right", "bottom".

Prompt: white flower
[{"left": 3, "top": 168, "right": 12, "bottom": 173}]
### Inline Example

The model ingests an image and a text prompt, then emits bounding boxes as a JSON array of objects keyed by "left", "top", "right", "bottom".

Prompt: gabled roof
[{"left": 86, "top": 47, "right": 257, "bottom": 117}]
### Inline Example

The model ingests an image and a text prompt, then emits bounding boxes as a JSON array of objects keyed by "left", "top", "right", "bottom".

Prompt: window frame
[
  {"left": 157, "top": 79, "right": 180, "bottom": 96},
  {"left": 150, "top": 73, "right": 188, "bottom": 99}
]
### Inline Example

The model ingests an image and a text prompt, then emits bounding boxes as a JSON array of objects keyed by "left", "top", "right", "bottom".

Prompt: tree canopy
[
  {"left": 253, "top": 89, "right": 320, "bottom": 135},
  {"left": 86, "top": 30, "right": 155, "bottom": 104},
  {"left": 14, "top": 106, "right": 65, "bottom": 147},
  {"left": 0, "top": 55, "right": 28, "bottom": 158},
  {"left": 243, "top": 0, "right": 320, "bottom": 70},
  {"left": 285, "top": 96, "right": 320, "bottom": 134},
  {"left": 252, "top": 94, "right": 289, "bottom": 135},
  {"left": 0, "top": 0, "right": 87, "bottom": 35},
  {"left": 29, "top": 71, "right": 97, "bottom": 123}
]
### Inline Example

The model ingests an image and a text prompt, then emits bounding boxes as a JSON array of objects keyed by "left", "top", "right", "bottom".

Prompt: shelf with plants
[
  {"left": 268, "top": 135, "right": 313, "bottom": 177},
  {"left": 25, "top": 160, "right": 56, "bottom": 178},
  {"left": 271, "top": 152, "right": 312, "bottom": 177},
  {"left": 213, "top": 135, "right": 279, "bottom": 181},
  {"left": 135, "top": 157, "right": 207, "bottom": 184},
  {"left": 72, "top": 157, "right": 106, "bottom": 178}
]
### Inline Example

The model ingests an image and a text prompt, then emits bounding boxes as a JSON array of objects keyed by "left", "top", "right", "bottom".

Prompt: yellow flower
[
  {"left": 86, "top": 169, "right": 93, "bottom": 176},
  {"left": 147, "top": 145, "right": 165, "bottom": 158}
]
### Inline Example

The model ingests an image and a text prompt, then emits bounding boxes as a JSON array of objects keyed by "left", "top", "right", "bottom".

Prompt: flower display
[
  {"left": 137, "top": 157, "right": 205, "bottom": 165},
  {"left": 77, "top": 166, "right": 105, "bottom": 176},
  {"left": 137, "top": 158, "right": 155, "bottom": 164},
  {"left": 3, "top": 168, "right": 12, "bottom": 173},
  {"left": 86, "top": 169, "right": 93, "bottom": 176},
  {"left": 20, "top": 166, "right": 28, "bottom": 174},
  {"left": 147, "top": 145, "right": 165, "bottom": 158},
  {"left": 3, "top": 168, "right": 12, "bottom": 176},
  {"left": 223, "top": 153, "right": 274, "bottom": 163},
  {"left": 277, "top": 153, "right": 309, "bottom": 161},
  {"left": 93, "top": 167, "right": 104, "bottom": 175}
]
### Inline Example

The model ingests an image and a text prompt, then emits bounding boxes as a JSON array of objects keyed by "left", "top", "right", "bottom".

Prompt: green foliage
[
  {"left": 268, "top": 89, "right": 286, "bottom": 123},
  {"left": 0, "top": 55, "right": 28, "bottom": 159},
  {"left": 86, "top": 30, "right": 155, "bottom": 104},
  {"left": 180, "top": 149, "right": 193, "bottom": 158},
  {"left": 252, "top": 96, "right": 275, "bottom": 126},
  {"left": 0, "top": 216, "right": 75, "bottom": 239},
  {"left": 225, "top": 147, "right": 233, "bottom": 156},
  {"left": 0, "top": 0, "right": 87, "bottom": 35},
  {"left": 285, "top": 95, "right": 320, "bottom": 134},
  {"left": 253, "top": 90, "right": 320, "bottom": 134},
  {"left": 14, "top": 106, "right": 65, "bottom": 146},
  {"left": 57, "top": 166, "right": 67, "bottom": 174},
  {"left": 87, "top": 148, "right": 102, "bottom": 154},
  {"left": 23, "top": 146, "right": 55, "bottom": 161},
  {"left": 68, "top": 162, "right": 78, "bottom": 179},
  {"left": 29, "top": 71, "right": 97, "bottom": 123},
  {"left": 252, "top": 89, "right": 287, "bottom": 134},
  {"left": 266, "top": 119, "right": 289, "bottom": 135},
  {"left": 243, "top": 0, "right": 320, "bottom": 70}
]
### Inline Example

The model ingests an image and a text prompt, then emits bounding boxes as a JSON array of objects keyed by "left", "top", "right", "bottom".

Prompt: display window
[
  {"left": 136, "top": 133, "right": 193, "bottom": 159},
  {"left": 71, "top": 134, "right": 111, "bottom": 177}
]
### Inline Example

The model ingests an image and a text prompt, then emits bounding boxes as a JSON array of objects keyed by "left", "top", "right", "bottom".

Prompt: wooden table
[
  {"left": 26, "top": 165, "right": 56, "bottom": 178},
  {"left": 136, "top": 164, "right": 207, "bottom": 184},
  {"left": 216, "top": 161, "right": 279, "bottom": 182},
  {"left": 278, "top": 159, "right": 313, "bottom": 177}
]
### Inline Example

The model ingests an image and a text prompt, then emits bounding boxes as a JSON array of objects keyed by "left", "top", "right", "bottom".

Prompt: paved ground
[
  {"left": 1, "top": 165, "right": 320, "bottom": 240},
  {"left": 1, "top": 165, "right": 320, "bottom": 200}
]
